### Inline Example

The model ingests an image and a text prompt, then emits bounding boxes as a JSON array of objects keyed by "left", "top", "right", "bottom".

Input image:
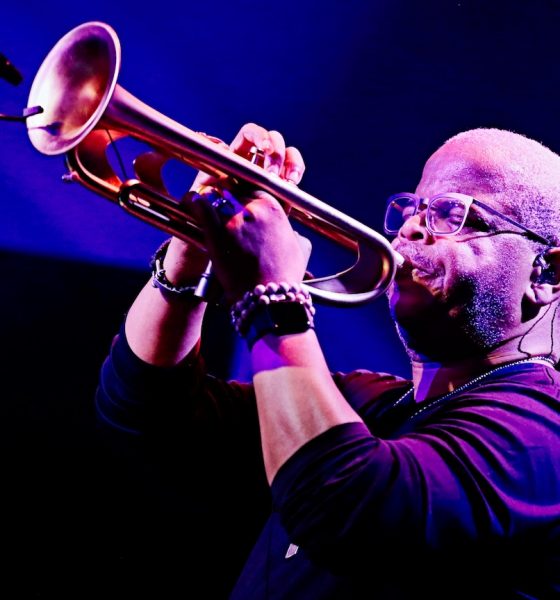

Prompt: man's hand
[{"left": 187, "top": 123, "right": 308, "bottom": 303}]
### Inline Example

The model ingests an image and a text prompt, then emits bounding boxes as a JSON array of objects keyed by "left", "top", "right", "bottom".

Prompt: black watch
[{"left": 245, "top": 302, "right": 315, "bottom": 349}]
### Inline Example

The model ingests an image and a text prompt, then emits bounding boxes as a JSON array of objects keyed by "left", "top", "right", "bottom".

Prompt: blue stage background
[{"left": 4, "top": 1, "right": 560, "bottom": 375}]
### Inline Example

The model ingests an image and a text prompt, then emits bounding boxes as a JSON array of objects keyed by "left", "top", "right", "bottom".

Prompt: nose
[{"left": 398, "top": 210, "right": 433, "bottom": 243}]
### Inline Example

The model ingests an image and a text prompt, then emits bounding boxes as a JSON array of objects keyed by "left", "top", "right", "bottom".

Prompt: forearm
[
  {"left": 125, "top": 238, "right": 209, "bottom": 367},
  {"left": 251, "top": 331, "right": 363, "bottom": 483},
  {"left": 125, "top": 280, "right": 206, "bottom": 366}
]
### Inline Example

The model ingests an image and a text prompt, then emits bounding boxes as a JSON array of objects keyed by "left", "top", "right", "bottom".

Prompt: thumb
[{"left": 295, "top": 231, "right": 312, "bottom": 265}]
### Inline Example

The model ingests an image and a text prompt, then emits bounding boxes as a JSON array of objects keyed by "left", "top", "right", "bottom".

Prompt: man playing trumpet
[{"left": 97, "top": 123, "right": 560, "bottom": 599}]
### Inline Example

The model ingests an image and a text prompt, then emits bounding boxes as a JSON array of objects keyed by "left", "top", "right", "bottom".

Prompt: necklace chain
[{"left": 394, "top": 356, "right": 556, "bottom": 422}]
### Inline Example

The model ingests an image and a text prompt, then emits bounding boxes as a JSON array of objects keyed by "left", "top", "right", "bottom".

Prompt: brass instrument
[{"left": 26, "top": 21, "right": 400, "bottom": 306}]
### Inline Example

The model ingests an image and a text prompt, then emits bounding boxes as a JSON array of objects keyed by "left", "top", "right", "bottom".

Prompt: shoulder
[
  {"left": 456, "top": 362, "right": 560, "bottom": 413},
  {"left": 411, "top": 363, "right": 560, "bottom": 446}
]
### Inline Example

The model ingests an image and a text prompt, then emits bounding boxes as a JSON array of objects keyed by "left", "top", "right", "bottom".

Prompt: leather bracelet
[
  {"left": 244, "top": 302, "right": 315, "bottom": 350},
  {"left": 150, "top": 238, "right": 201, "bottom": 301}
]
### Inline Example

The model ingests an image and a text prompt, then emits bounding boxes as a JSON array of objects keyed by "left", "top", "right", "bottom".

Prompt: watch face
[
  {"left": 265, "top": 302, "right": 313, "bottom": 333},
  {"left": 244, "top": 302, "right": 314, "bottom": 350}
]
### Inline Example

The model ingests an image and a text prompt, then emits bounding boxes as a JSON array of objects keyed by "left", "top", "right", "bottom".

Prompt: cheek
[
  {"left": 439, "top": 241, "right": 498, "bottom": 296},
  {"left": 450, "top": 249, "right": 527, "bottom": 317}
]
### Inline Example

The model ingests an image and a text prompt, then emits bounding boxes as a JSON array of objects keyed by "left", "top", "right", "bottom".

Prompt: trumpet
[{"left": 26, "top": 21, "right": 401, "bottom": 306}]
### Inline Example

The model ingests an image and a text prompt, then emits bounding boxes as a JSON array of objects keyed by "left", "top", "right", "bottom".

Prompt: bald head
[{"left": 419, "top": 128, "right": 560, "bottom": 246}]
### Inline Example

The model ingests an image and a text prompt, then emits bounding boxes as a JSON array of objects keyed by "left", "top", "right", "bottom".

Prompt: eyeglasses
[{"left": 384, "top": 192, "right": 552, "bottom": 245}]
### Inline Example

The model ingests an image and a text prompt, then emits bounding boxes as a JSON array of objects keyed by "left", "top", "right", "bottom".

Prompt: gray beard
[
  {"left": 457, "top": 269, "right": 516, "bottom": 350},
  {"left": 391, "top": 260, "right": 517, "bottom": 361}
]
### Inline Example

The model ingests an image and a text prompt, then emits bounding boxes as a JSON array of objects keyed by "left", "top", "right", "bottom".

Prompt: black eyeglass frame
[{"left": 384, "top": 192, "right": 552, "bottom": 246}]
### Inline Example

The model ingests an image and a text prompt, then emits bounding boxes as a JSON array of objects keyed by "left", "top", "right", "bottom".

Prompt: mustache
[{"left": 394, "top": 243, "right": 439, "bottom": 274}]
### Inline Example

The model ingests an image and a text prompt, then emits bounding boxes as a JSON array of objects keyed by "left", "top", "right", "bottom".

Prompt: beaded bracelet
[{"left": 230, "top": 282, "right": 316, "bottom": 347}]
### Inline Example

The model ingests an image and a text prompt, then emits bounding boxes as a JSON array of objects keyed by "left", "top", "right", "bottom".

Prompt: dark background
[{"left": 1, "top": 0, "right": 560, "bottom": 597}]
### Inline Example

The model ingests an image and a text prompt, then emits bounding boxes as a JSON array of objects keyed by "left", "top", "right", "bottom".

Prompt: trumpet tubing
[{"left": 26, "top": 21, "right": 400, "bottom": 306}]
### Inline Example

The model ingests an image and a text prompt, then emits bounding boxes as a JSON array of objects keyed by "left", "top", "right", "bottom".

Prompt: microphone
[{"left": 0, "top": 53, "right": 23, "bottom": 85}]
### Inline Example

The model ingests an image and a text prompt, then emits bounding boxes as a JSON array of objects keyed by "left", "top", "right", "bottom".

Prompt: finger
[
  {"left": 188, "top": 190, "right": 232, "bottom": 259},
  {"left": 190, "top": 170, "right": 216, "bottom": 192},
  {"left": 196, "top": 132, "right": 229, "bottom": 148},
  {"left": 189, "top": 133, "right": 230, "bottom": 192},
  {"left": 188, "top": 188, "right": 249, "bottom": 275},
  {"left": 188, "top": 190, "right": 217, "bottom": 232},
  {"left": 195, "top": 187, "right": 243, "bottom": 223},
  {"left": 294, "top": 231, "right": 312, "bottom": 264},
  {"left": 264, "top": 130, "right": 286, "bottom": 176},
  {"left": 229, "top": 122, "right": 274, "bottom": 160},
  {"left": 282, "top": 146, "right": 305, "bottom": 184}
]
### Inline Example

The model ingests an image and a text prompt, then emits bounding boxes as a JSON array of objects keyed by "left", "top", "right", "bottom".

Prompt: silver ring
[
  {"left": 211, "top": 196, "right": 234, "bottom": 211},
  {"left": 194, "top": 186, "right": 236, "bottom": 218}
]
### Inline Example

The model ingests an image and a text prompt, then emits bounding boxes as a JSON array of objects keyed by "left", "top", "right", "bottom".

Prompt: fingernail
[
  {"left": 287, "top": 170, "right": 300, "bottom": 183},
  {"left": 267, "top": 163, "right": 280, "bottom": 176}
]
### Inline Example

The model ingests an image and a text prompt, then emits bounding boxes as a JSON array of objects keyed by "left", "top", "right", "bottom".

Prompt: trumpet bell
[
  {"left": 25, "top": 21, "right": 401, "bottom": 306},
  {"left": 27, "top": 22, "right": 120, "bottom": 155}
]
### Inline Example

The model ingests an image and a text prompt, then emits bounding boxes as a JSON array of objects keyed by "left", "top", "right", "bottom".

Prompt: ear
[{"left": 528, "top": 247, "right": 560, "bottom": 306}]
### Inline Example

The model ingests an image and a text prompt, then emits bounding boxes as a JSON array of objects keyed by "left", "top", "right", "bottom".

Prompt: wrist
[
  {"left": 161, "top": 237, "right": 208, "bottom": 284},
  {"left": 230, "top": 282, "right": 315, "bottom": 350},
  {"left": 150, "top": 238, "right": 210, "bottom": 302}
]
